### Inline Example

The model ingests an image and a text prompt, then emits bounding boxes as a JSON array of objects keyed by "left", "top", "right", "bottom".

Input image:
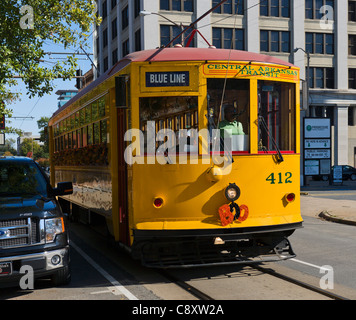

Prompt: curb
[{"left": 318, "top": 211, "right": 356, "bottom": 226}]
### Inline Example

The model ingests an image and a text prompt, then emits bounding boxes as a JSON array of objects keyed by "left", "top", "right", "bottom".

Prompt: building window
[
  {"left": 309, "top": 67, "right": 334, "bottom": 88},
  {"left": 306, "top": 32, "right": 334, "bottom": 54},
  {"left": 349, "top": 1, "right": 356, "bottom": 22},
  {"left": 122, "top": 39, "right": 129, "bottom": 56},
  {"left": 135, "top": 29, "right": 141, "bottom": 51},
  {"left": 260, "top": 30, "right": 290, "bottom": 53},
  {"left": 212, "top": 0, "right": 244, "bottom": 15},
  {"left": 122, "top": 6, "right": 129, "bottom": 30},
  {"left": 96, "top": 63, "right": 100, "bottom": 77},
  {"left": 349, "top": 68, "right": 356, "bottom": 89},
  {"left": 102, "top": 0, "right": 107, "bottom": 19},
  {"left": 134, "top": 0, "right": 141, "bottom": 18},
  {"left": 103, "top": 28, "right": 108, "bottom": 48},
  {"left": 111, "top": 0, "right": 117, "bottom": 10},
  {"left": 349, "top": 35, "right": 356, "bottom": 55},
  {"left": 103, "top": 56, "right": 108, "bottom": 72},
  {"left": 260, "top": 0, "right": 290, "bottom": 17},
  {"left": 305, "top": 0, "right": 334, "bottom": 20},
  {"left": 161, "top": 25, "right": 180, "bottom": 47},
  {"left": 160, "top": 0, "right": 193, "bottom": 12},
  {"left": 212, "top": 28, "right": 244, "bottom": 50},
  {"left": 112, "top": 18, "right": 117, "bottom": 40},
  {"left": 112, "top": 48, "right": 118, "bottom": 65}
]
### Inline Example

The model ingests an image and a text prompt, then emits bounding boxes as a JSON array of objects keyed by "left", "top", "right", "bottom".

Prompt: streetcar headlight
[
  {"left": 45, "top": 217, "right": 65, "bottom": 243},
  {"left": 225, "top": 183, "right": 240, "bottom": 201}
]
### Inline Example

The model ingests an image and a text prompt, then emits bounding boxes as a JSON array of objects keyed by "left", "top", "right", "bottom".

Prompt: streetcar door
[{"left": 116, "top": 76, "right": 130, "bottom": 245}]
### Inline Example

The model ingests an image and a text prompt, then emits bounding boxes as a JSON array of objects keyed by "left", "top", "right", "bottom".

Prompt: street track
[
  {"left": 158, "top": 262, "right": 349, "bottom": 301},
  {"left": 159, "top": 269, "right": 214, "bottom": 300},
  {"left": 249, "top": 264, "right": 349, "bottom": 301},
  {"left": 70, "top": 222, "right": 351, "bottom": 300}
]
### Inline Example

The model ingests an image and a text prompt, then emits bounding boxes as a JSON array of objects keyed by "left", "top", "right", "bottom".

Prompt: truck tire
[{"left": 51, "top": 265, "right": 71, "bottom": 286}]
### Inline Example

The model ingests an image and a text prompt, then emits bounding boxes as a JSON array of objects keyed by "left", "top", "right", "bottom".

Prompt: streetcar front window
[
  {"left": 139, "top": 96, "right": 198, "bottom": 154},
  {"left": 207, "top": 78, "right": 250, "bottom": 152},
  {"left": 258, "top": 81, "right": 296, "bottom": 152}
]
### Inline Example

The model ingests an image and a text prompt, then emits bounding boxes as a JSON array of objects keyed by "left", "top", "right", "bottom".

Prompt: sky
[{"left": 6, "top": 39, "right": 94, "bottom": 144}]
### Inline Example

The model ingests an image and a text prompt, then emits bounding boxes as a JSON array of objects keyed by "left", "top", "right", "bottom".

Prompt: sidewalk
[{"left": 300, "top": 180, "right": 356, "bottom": 226}]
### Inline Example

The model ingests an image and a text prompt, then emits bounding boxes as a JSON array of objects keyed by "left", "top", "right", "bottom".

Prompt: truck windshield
[{"left": 0, "top": 161, "right": 48, "bottom": 197}]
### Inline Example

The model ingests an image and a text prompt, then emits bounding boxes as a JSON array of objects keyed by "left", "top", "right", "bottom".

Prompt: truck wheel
[{"left": 51, "top": 265, "right": 71, "bottom": 286}]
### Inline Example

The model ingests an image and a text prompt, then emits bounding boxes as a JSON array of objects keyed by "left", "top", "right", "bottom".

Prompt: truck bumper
[{"left": 0, "top": 246, "right": 70, "bottom": 287}]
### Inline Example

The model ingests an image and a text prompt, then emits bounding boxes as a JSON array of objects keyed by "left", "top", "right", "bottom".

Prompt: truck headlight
[{"left": 45, "top": 217, "right": 65, "bottom": 243}]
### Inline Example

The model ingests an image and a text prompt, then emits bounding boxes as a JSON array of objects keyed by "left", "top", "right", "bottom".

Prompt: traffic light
[{"left": 0, "top": 115, "right": 5, "bottom": 130}]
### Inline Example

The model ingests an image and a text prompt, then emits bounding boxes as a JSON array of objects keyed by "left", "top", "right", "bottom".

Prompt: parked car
[
  {"left": 0, "top": 156, "right": 73, "bottom": 288},
  {"left": 312, "top": 165, "right": 356, "bottom": 182},
  {"left": 334, "top": 165, "right": 356, "bottom": 181}
]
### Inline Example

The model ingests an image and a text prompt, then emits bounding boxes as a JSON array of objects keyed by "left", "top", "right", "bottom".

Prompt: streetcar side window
[
  {"left": 207, "top": 78, "right": 250, "bottom": 152},
  {"left": 258, "top": 81, "right": 296, "bottom": 152},
  {"left": 139, "top": 96, "right": 198, "bottom": 153}
]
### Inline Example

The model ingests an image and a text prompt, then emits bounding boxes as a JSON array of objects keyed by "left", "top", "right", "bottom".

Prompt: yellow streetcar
[{"left": 48, "top": 47, "right": 303, "bottom": 267}]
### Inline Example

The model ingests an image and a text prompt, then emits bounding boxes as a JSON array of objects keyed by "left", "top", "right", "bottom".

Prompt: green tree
[
  {"left": 37, "top": 116, "right": 49, "bottom": 154},
  {"left": 0, "top": 1, "right": 100, "bottom": 133},
  {"left": 0, "top": 138, "right": 17, "bottom": 155},
  {"left": 19, "top": 137, "right": 41, "bottom": 158}
]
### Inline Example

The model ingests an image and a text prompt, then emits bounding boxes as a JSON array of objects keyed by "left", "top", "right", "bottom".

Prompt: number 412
[{"left": 266, "top": 172, "right": 292, "bottom": 184}]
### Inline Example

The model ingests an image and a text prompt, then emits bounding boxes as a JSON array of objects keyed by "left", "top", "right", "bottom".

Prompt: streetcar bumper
[{"left": 131, "top": 222, "right": 302, "bottom": 268}]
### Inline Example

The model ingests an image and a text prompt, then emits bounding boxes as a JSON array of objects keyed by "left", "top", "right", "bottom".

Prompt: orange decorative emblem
[
  {"left": 237, "top": 204, "right": 249, "bottom": 222},
  {"left": 218, "top": 204, "right": 234, "bottom": 226},
  {"left": 218, "top": 204, "right": 249, "bottom": 226}
]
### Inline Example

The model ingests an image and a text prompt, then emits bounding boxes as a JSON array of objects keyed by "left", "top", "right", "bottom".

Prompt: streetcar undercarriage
[{"left": 131, "top": 222, "right": 302, "bottom": 268}]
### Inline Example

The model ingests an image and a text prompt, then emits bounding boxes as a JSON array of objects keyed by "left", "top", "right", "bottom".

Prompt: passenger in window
[{"left": 218, "top": 105, "right": 245, "bottom": 136}]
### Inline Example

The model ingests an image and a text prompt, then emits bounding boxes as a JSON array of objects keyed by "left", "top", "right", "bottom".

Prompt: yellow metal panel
[
  {"left": 108, "top": 87, "right": 120, "bottom": 240},
  {"left": 131, "top": 154, "right": 302, "bottom": 231},
  {"left": 249, "top": 79, "right": 258, "bottom": 154}
]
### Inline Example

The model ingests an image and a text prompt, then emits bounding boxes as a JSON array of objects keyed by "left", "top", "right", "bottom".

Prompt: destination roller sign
[{"left": 146, "top": 71, "right": 190, "bottom": 87}]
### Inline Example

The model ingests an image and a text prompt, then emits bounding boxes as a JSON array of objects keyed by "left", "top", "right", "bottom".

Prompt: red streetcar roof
[
  {"left": 124, "top": 47, "right": 295, "bottom": 67},
  {"left": 51, "top": 47, "right": 296, "bottom": 120}
]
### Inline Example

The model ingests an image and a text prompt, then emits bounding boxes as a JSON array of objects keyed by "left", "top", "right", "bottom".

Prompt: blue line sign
[{"left": 146, "top": 72, "right": 189, "bottom": 87}]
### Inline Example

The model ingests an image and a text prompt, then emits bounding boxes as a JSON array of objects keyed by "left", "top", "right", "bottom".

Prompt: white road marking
[
  {"left": 90, "top": 288, "right": 122, "bottom": 296},
  {"left": 71, "top": 241, "right": 138, "bottom": 300},
  {"left": 289, "top": 258, "right": 332, "bottom": 272}
]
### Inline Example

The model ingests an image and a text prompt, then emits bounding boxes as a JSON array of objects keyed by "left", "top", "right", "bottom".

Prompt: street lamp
[{"left": 294, "top": 47, "right": 310, "bottom": 112}]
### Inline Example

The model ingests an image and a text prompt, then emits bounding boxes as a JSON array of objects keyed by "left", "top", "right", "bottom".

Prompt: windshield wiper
[
  {"left": 206, "top": 113, "right": 234, "bottom": 164},
  {"left": 258, "top": 116, "right": 284, "bottom": 163}
]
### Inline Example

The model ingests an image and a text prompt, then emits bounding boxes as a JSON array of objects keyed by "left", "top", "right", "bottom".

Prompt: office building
[{"left": 56, "top": 90, "right": 78, "bottom": 108}]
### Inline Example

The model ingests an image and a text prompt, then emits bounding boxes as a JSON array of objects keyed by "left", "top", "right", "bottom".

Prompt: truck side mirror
[{"left": 54, "top": 182, "right": 73, "bottom": 196}]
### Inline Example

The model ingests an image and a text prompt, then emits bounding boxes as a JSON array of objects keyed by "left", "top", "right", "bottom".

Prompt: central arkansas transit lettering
[{"left": 204, "top": 63, "right": 298, "bottom": 80}]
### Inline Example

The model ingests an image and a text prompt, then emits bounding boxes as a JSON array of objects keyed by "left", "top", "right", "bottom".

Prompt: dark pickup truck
[{"left": 0, "top": 156, "right": 73, "bottom": 288}]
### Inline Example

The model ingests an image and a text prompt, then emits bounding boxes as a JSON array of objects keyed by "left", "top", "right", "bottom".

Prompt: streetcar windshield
[
  {"left": 258, "top": 81, "right": 296, "bottom": 152},
  {"left": 207, "top": 78, "right": 250, "bottom": 152}
]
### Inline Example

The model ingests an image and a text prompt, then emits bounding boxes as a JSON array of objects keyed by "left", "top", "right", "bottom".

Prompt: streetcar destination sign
[{"left": 146, "top": 71, "right": 189, "bottom": 87}]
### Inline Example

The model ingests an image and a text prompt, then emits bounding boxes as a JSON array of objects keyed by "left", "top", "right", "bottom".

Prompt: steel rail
[{"left": 249, "top": 264, "right": 349, "bottom": 301}]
